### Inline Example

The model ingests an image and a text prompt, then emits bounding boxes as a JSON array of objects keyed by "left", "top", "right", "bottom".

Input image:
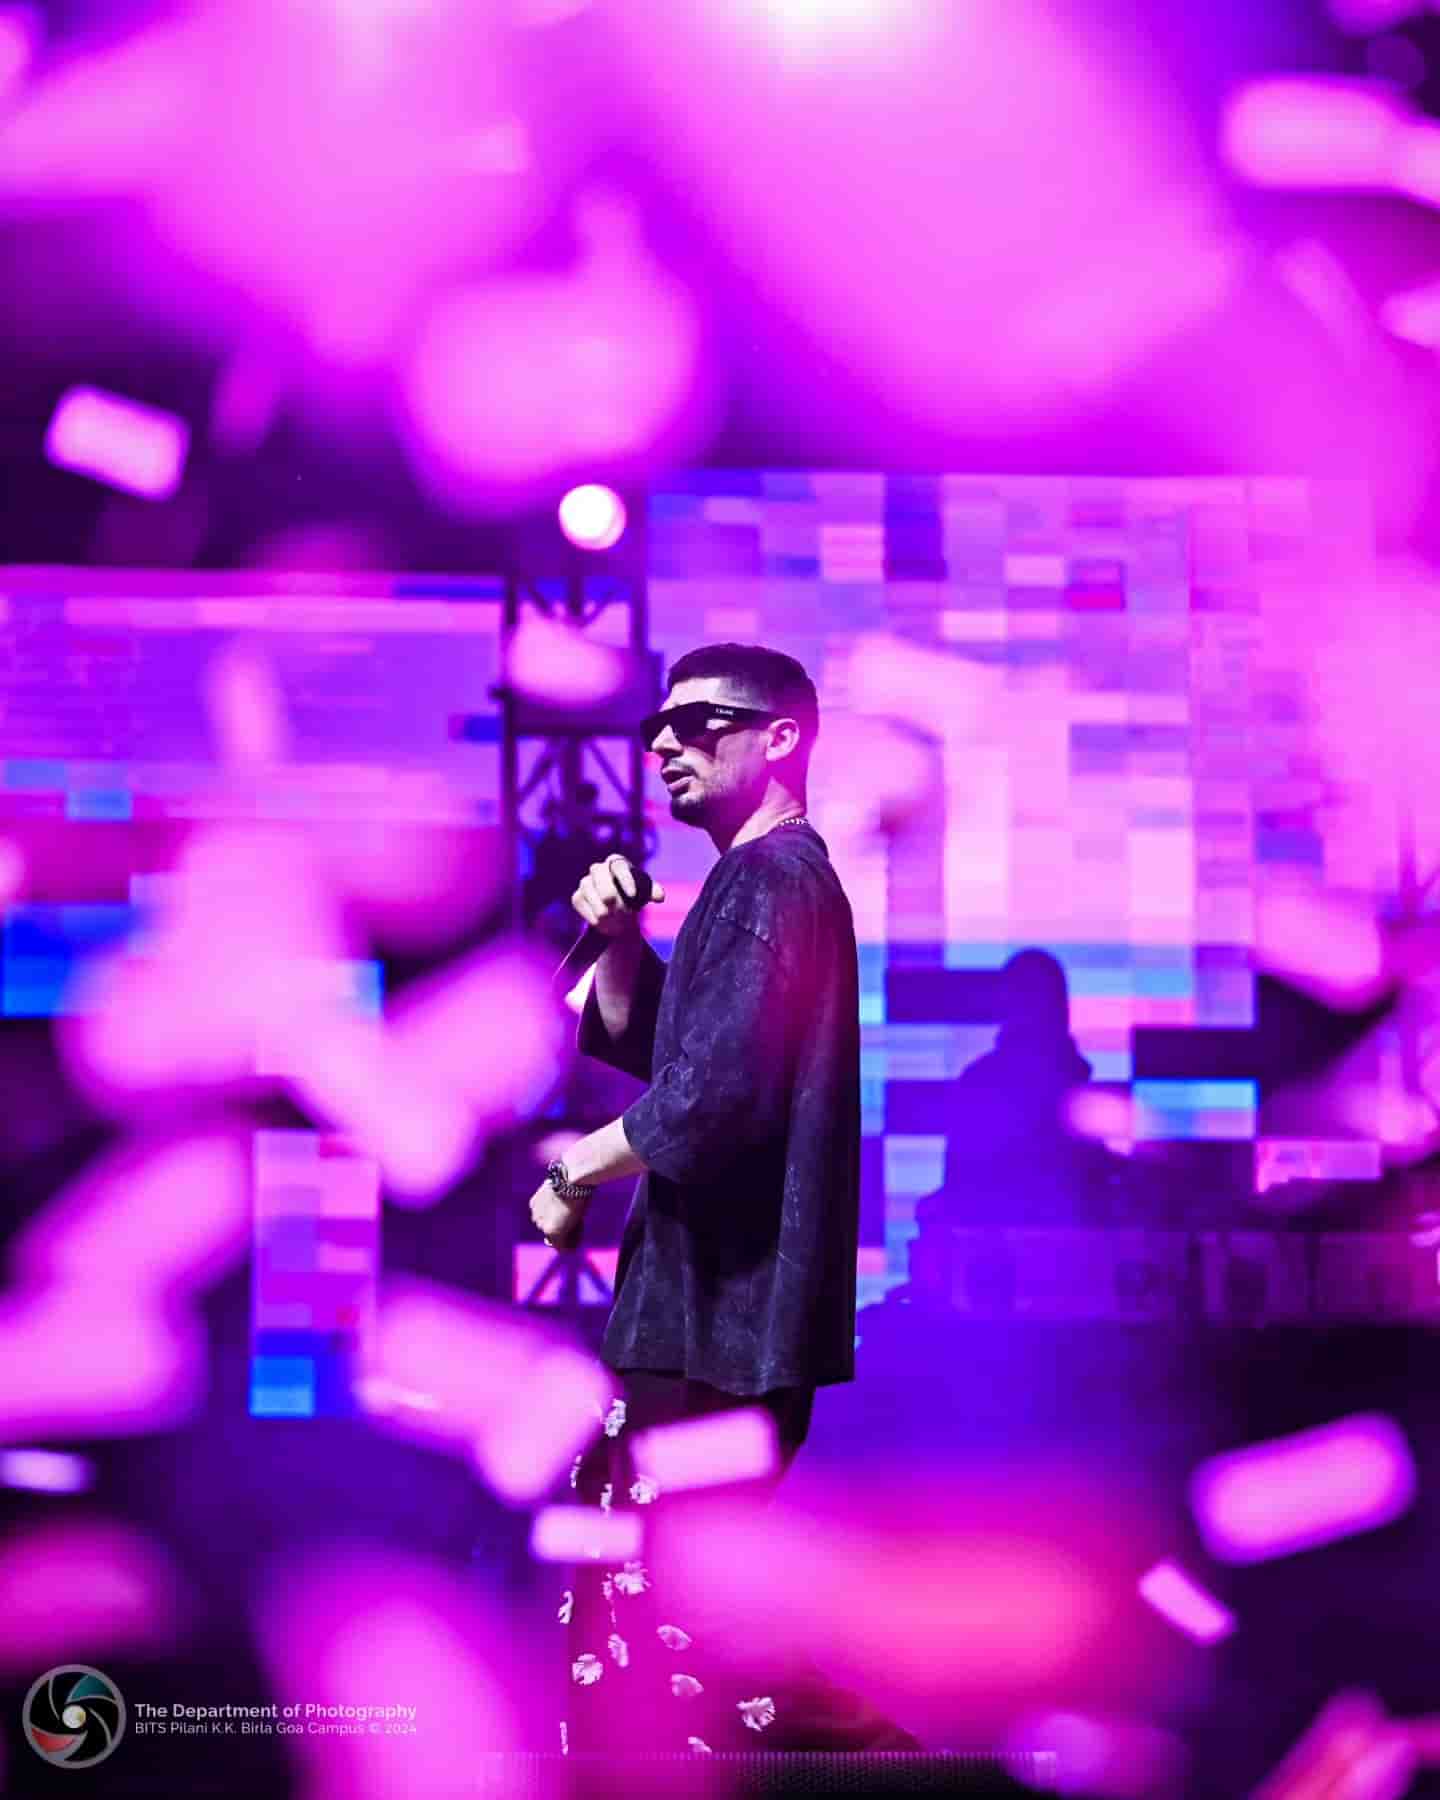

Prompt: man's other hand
[{"left": 530, "top": 1179, "right": 587, "bottom": 1251}]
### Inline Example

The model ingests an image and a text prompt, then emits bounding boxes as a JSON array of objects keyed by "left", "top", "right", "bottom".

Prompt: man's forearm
[
  {"left": 594, "top": 931, "right": 652, "bottom": 1042},
  {"left": 564, "top": 1116, "right": 648, "bottom": 1188}
]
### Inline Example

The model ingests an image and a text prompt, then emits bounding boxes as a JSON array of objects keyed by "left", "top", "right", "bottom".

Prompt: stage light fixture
[{"left": 557, "top": 484, "right": 626, "bottom": 551}]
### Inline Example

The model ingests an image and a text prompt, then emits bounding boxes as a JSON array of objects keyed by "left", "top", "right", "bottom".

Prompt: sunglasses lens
[{"left": 643, "top": 705, "right": 702, "bottom": 750}]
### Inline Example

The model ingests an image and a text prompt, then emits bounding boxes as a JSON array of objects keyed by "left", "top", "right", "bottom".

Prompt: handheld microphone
[{"left": 552, "top": 864, "right": 656, "bottom": 996}]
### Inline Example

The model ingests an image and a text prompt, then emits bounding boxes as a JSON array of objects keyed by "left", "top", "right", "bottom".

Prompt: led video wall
[{"left": 644, "top": 473, "right": 1377, "bottom": 1301}]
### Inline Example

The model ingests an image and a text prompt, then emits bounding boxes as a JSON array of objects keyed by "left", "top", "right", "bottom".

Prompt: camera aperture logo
[{"left": 24, "top": 1666, "right": 127, "bottom": 1768}]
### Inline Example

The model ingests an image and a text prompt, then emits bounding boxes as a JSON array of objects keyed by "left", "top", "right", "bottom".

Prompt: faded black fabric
[{"left": 578, "top": 822, "right": 860, "bottom": 1397}]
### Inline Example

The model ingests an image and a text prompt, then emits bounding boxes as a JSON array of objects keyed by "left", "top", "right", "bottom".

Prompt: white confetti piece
[
  {"left": 687, "top": 1737, "right": 713, "bottom": 1754},
  {"left": 629, "top": 1475, "right": 660, "bottom": 1505},
  {"left": 613, "top": 1560, "right": 650, "bottom": 1596},
  {"left": 599, "top": 1482, "right": 613, "bottom": 1513},
  {"left": 738, "top": 1696, "right": 776, "bottom": 1733},
  {"left": 603, "top": 1399, "right": 628, "bottom": 1438},
  {"left": 671, "top": 1673, "right": 705, "bottom": 1700},
  {"left": 607, "top": 1632, "right": 630, "bottom": 1667},
  {"left": 571, "top": 1653, "right": 604, "bottom": 1686},
  {"left": 657, "top": 1625, "right": 693, "bottom": 1652},
  {"left": 559, "top": 1720, "right": 569, "bottom": 1756},
  {"left": 601, "top": 1574, "right": 614, "bottom": 1604},
  {"left": 557, "top": 1589, "right": 573, "bottom": 1625},
  {"left": 569, "top": 1454, "right": 583, "bottom": 1490}
]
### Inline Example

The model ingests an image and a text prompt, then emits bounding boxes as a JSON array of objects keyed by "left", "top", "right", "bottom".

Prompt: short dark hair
[{"left": 665, "top": 644, "right": 820, "bottom": 764}]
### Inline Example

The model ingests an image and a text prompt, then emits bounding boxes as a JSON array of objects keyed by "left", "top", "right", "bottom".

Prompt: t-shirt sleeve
[
  {"left": 576, "top": 939, "right": 666, "bottom": 1082},
  {"left": 621, "top": 917, "right": 794, "bottom": 1184}
]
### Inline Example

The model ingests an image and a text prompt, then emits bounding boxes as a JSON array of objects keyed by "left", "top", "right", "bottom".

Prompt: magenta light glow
[
  {"left": 0, "top": 1518, "right": 182, "bottom": 1675},
  {"left": 1253, "top": 879, "right": 1387, "bottom": 1010},
  {"left": 506, "top": 613, "right": 629, "bottom": 706},
  {"left": 254, "top": 1548, "right": 527, "bottom": 1800},
  {"left": 657, "top": 1481, "right": 1121, "bottom": 1712},
  {"left": 401, "top": 192, "right": 703, "bottom": 504},
  {"left": 558, "top": 483, "right": 626, "bottom": 551},
  {"left": 0, "top": 1131, "right": 251, "bottom": 1441},
  {"left": 1136, "top": 1561, "right": 1236, "bottom": 1645},
  {"left": 630, "top": 1409, "right": 780, "bottom": 1494},
  {"left": 45, "top": 385, "right": 190, "bottom": 500},
  {"left": 1007, "top": 1711, "right": 1184, "bottom": 1798},
  {"left": 1190, "top": 1415, "right": 1417, "bottom": 1565}
]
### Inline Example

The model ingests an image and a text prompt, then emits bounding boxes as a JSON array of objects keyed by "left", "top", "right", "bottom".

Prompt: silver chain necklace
[{"left": 769, "top": 815, "right": 809, "bottom": 834}]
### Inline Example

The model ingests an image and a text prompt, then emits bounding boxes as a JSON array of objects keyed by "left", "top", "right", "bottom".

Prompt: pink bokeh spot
[
  {"left": 0, "top": 1131, "right": 250, "bottom": 1441},
  {"left": 613, "top": 0, "right": 1222, "bottom": 431},
  {"left": 529, "top": 1504, "right": 644, "bottom": 1565},
  {"left": 362, "top": 1280, "right": 610, "bottom": 1504},
  {"left": 1007, "top": 1709, "right": 1186, "bottom": 1798},
  {"left": 630, "top": 1409, "right": 780, "bottom": 1494},
  {"left": 254, "top": 1548, "right": 529, "bottom": 1800},
  {"left": 201, "top": 638, "right": 293, "bottom": 767},
  {"left": 1221, "top": 78, "right": 1404, "bottom": 191},
  {"left": 1253, "top": 879, "right": 1387, "bottom": 1009},
  {"left": 506, "top": 613, "right": 629, "bottom": 708},
  {"left": 401, "top": 192, "right": 703, "bottom": 503},
  {"left": 45, "top": 385, "right": 190, "bottom": 500},
  {"left": 0, "top": 1518, "right": 183, "bottom": 1675},
  {"left": 655, "top": 1474, "right": 1123, "bottom": 1710},
  {"left": 1190, "top": 1415, "right": 1417, "bottom": 1565},
  {"left": 0, "top": 4, "right": 40, "bottom": 101},
  {"left": 1136, "top": 1560, "right": 1235, "bottom": 1645}
]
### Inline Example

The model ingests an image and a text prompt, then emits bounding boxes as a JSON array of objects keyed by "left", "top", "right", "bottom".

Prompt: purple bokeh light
[
  {"left": 0, "top": 1448, "right": 94, "bottom": 1494},
  {"left": 1190, "top": 1415, "right": 1417, "bottom": 1565}
]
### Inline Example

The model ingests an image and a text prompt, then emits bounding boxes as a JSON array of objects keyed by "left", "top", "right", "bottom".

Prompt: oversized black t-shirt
[{"left": 577, "top": 821, "right": 860, "bottom": 1398}]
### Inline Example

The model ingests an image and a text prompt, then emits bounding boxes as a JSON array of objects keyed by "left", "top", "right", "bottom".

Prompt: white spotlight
[{"left": 558, "top": 484, "right": 626, "bottom": 551}]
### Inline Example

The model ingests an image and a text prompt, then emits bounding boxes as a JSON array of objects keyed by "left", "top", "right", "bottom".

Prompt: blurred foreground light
[
  {"left": 0, "top": 1518, "right": 182, "bottom": 1674},
  {"left": 1008, "top": 1710, "right": 1185, "bottom": 1798},
  {"left": 1136, "top": 1561, "right": 1235, "bottom": 1645},
  {"left": 530, "top": 1504, "right": 644, "bottom": 1564},
  {"left": 45, "top": 386, "right": 190, "bottom": 500},
  {"left": 1222, "top": 77, "right": 1405, "bottom": 189},
  {"left": 0, "top": 4, "right": 40, "bottom": 101},
  {"left": 1381, "top": 275, "right": 1440, "bottom": 348},
  {"left": 1190, "top": 1414, "right": 1416, "bottom": 1564},
  {"left": 558, "top": 483, "right": 626, "bottom": 550},
  {"left": 631, "top": 1409, "right": 779, "bottom": 1494},
  {"left": 1328, "top": 0, "right": 1423, "bottom": 29},
  {"left": 400, "top": 190, "right": 704, "bottom": 504},
  {"left": 0, "top": 1449, "right": 93, "bottom": 1494}
]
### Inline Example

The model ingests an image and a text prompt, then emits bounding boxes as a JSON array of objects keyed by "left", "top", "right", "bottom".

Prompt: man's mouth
[{"left": 663, "top": 769, "right": 692, "bottom": 789}]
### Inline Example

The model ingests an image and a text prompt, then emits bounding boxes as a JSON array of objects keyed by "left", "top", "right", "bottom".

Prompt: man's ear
[{"left": 766, "top": 716, "right": 802, "bottom": 762}]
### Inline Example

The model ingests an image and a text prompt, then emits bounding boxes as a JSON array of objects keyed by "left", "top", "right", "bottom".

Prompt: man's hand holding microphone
[{"left": 531, "top": 856, "right": 665, "bottom": 1251}]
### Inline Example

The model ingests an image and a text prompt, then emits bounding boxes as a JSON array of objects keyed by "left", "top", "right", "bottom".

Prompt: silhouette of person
[{"left": 913, "top": 951, "right": 1108, "bottom": 1299}]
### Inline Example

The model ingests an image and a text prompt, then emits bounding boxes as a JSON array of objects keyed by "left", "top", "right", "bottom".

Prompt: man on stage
[{"left": 528, "top": 643, "right": 918, "bottom": 1757}]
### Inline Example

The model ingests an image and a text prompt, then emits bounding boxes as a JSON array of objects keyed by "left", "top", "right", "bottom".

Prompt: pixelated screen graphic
[
  {"left": 645, "top": 474, "right": 1379, "bottom": 1307},
  {"left": 0, "top": 575, "right": 505, "bottom": 833},
  {"left": 251, "top": 1131, "right": 381, "bottom": 1420}
]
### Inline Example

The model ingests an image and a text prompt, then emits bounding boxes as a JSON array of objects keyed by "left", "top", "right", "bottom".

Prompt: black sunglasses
[{"left": 638, "top": 702, "right": 776, "bottom": 753}]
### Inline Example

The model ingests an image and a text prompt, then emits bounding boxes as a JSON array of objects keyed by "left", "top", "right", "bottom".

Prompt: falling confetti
[{"left": 571, "top": 1653, "right": 603, "bottom": 1686}]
